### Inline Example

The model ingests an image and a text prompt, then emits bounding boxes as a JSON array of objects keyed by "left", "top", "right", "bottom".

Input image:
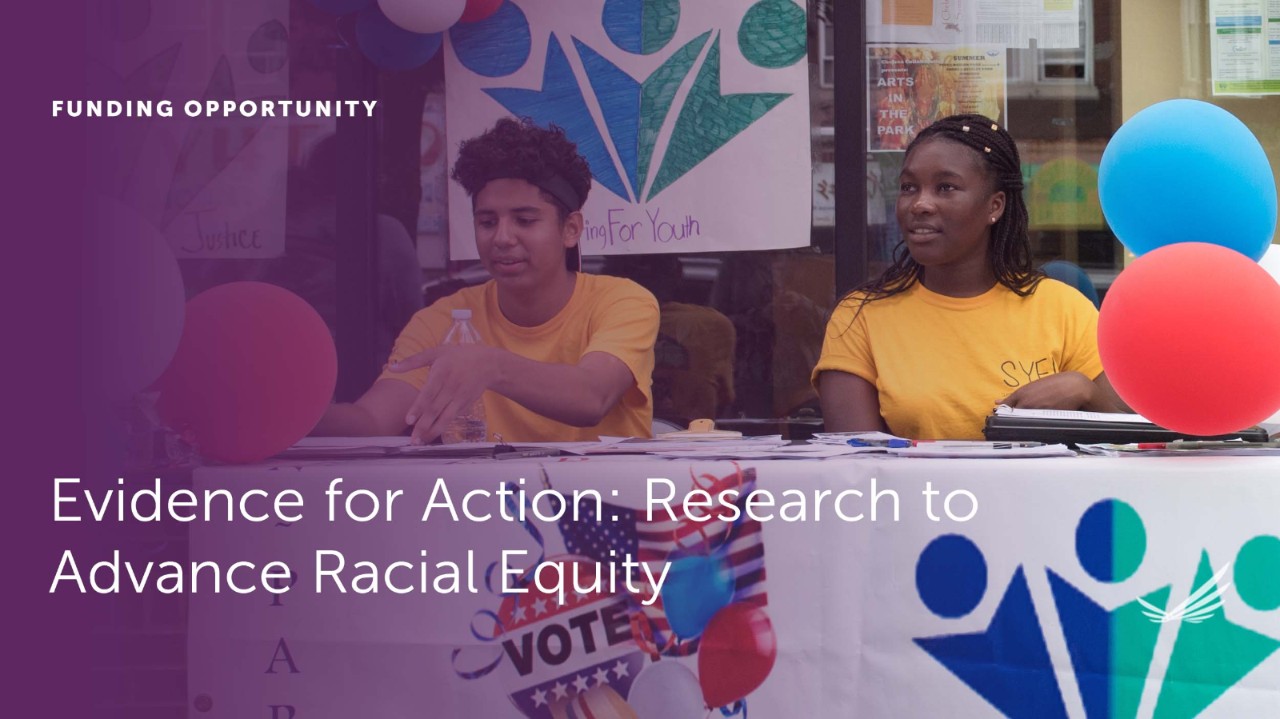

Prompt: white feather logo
[{"left": 1138, "top": 563, "right": 1232, "bottom": 624}]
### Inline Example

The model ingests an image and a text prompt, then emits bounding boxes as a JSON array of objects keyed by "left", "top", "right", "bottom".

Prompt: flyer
[{"left": 867, "top": 44, "right": 1008, "bottom": 152}]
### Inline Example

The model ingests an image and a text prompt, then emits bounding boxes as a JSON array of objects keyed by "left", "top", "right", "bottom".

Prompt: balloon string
[
  {"left": 681, "top": 462, "right": 746, "bottom": 554},
  {"left": 718, "top": 699, "right": 747, "bottom": 718}
]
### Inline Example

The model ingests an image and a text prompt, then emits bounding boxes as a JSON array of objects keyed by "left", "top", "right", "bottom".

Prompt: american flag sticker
[{"left": 558, "top": 466, "right": 768, "bottom": 657}]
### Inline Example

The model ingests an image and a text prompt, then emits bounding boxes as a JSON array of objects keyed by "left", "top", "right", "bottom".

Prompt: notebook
[{"left": 983, "top": 405, "right": 1270, "bottom": 446}]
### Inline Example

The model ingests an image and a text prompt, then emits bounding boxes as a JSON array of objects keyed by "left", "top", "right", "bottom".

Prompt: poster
[
  {"left": 975, "top": 0, "right": 1081, "bottom": 50},
  {"left": 88, "top": 0, "right": 291, "bottom": 259},
  {"left": 1209, "top": 0, "right": 1280, "bottom": 95},
  {"left": 1022, "top": 141, "right": 1107, "bottom": 231},
  {"left": 443, "top": 0, "right": 812, "bottom": 258},
  {"left": 867, "top": 44, "right": 1007, "bottom": 152},
  {"left": 871, "top": 0, "right": 1080, "bottom": 50}
]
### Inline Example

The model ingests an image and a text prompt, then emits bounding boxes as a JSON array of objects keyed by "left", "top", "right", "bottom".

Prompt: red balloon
[
  {"left": 459, "top": 0, "right": 502, "bottom": 23},
  {"left": 697, "top": 603, "right": 777, "bottom": 708},
  {"left": 157, "top": 282, "right": 337, "bottom": 464},
  {"left": 1098, "top": 243, "right": 1280, "bottom": 435}
]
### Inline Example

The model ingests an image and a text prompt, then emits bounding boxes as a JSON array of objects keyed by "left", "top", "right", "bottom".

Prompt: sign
[
  {"left": 1209, "top": 0, "right": 1280, "bottom": 95},
  {"left": 867, "top": 44, "right": 1007, "bottom": 152},
  {"left": 91, "top": 0, "right": 290, "bottom": 258},
  {"left": 443, "top": 0, "right": 812, "bottom": 257},
  {"left": 870, "top": 0, "right": 1081, "bottom": 50}
]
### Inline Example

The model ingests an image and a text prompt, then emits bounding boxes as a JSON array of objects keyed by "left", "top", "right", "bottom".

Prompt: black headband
[{"left": 482, "top": 171, "right": 583, "bottom": 212}]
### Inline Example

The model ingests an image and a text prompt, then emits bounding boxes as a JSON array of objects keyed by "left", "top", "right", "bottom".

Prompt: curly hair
[
  {"left": 450, "top": 117, "right": 593, "bottom": 221},
  {"left": 841, "top": 114, "right": 1042, "bottom": 314}
]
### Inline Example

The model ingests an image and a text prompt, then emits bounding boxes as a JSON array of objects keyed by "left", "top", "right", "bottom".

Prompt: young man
[{"left": 313, "top": 118, "right": 659, "bottom": 443}]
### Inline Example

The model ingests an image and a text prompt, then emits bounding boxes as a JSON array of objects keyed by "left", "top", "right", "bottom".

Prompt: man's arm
[
  {"left": 391, "top": 345, "right": 635, "bottom": 443},
  {"left": 310, "top": 379, "right": 419, "bottom": 437}
]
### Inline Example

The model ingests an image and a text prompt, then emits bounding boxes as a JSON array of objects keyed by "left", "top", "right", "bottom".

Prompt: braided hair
[{"left": 842, "top": 114, "right": 1041, "bottom": 313}]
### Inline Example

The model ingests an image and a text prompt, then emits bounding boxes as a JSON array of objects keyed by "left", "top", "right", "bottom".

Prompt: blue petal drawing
[
  {"left": 647, "top": 34, "right": 789, "bottom": 200},
  {"left": 486, "top": 35, "right": 631, "bottom": 201},
  {"left": 450, "top": 0, "right": 531, "bottom": 78}
]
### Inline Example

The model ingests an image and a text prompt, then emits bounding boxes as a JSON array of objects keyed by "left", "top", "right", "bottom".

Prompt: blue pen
[{"left": 847, "top": 438, "right": 911, "bottom": 448}]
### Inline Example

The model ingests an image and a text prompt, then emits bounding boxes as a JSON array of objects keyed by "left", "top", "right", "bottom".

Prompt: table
[{"left": 188, "top": 453, "right": 1280, "bottom": 719}]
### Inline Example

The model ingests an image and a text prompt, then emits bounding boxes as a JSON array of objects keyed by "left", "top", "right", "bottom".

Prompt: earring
[{"left": 990, "top": 217, "right": 997, "bottom": 223}]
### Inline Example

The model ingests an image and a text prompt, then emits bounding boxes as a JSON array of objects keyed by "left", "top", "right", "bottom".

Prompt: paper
[
  {"left": 577, "top": 436, "right": 789, "bottom": 455},
  {"left": 889, "top": 443, "right": 1076, "bottom": 458},
  {"left": 650, "top": 444, "right": 888, "bottom": 460},
  {"left": 809, "top": 431, "right": 907, "bottom": 445},
  {"left": 277, "top": 437, "right": 563, "bottom": 460},
  {"left": 993, "top": 404, "right": 1152, "bottom": 423},
  {"left": 1209, "top": 0, "right": 1280, "bottom": 95}
]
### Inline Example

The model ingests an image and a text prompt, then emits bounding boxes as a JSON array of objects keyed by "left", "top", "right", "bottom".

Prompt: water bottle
[{"left": 440, "top": 309, "right": 490, "bottom": 444}]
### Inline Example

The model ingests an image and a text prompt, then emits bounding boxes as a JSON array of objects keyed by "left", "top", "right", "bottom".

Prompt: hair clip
[
  {"left": 983, "top": 146, "right": 991, "bottom": 153},
  {"left": 961, "top": 125, "right": 971, "bottom": 132}
]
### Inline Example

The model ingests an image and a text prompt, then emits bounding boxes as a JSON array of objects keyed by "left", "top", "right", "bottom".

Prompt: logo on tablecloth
[
  {"left": 913, "top": 499, "right": 1280, "bottom": 719},
  {"left": 1139, "top": 563, "right": 1232, "bottom": 624}
]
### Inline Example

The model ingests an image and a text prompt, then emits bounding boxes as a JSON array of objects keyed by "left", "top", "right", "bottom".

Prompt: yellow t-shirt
[
  {"left": 380, "top": 273, "right": 658, "bottom": 441},
  {"left": 812, "top": 279, "right": 1104, "bottom": 440}
]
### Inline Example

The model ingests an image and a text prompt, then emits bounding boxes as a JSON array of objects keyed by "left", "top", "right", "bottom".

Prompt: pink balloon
[
  {"left": 697, "top": 603, "right": 777, "bottom": 708},
  {"left": 1098, "top": 243, "right": 1280, "bottom": 435},
  {"left": 460, "top": 0, "right": 502, "bottom": 23},
  {"left": 157, "top": 282, "right": 336, "bottom": 464}
]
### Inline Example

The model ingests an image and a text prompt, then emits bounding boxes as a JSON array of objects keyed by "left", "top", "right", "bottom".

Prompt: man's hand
[
  {"left": 997, "top": 371, "right": 1096, "bottom": 410},
  {"left": 390, "top": 344, "right": 504, "bottom": 444}
]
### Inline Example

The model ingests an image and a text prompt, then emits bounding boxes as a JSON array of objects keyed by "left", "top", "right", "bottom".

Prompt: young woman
[{"left": 813, "top": 114, "right": 1124, "bottom": 439}]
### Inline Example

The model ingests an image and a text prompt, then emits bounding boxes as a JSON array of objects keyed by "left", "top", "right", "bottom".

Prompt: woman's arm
[
  {"left": 997, "top": 371, "right": 1129, "bottom": 412},
  {"left": 818, "top": 370, "right": 889, "bottom": 433}
]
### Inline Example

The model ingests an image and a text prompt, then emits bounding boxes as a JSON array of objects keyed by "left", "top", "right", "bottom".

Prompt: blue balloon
[
  {"left": 356, "top": 7, "right": 443, "bottom": 71},
  {"left": 661, "top": 555, "right": 733, "bottom": 638},
  {"left": 1099, "top": 99, "right": 1277, "bottom": 262},
  {"left": 1041, "top": 260, "right": 1100, "bottom": 308}
]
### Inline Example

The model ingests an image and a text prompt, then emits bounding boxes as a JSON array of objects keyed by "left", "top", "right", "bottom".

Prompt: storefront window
[{"left": 170, "top": 0, "right": 1278, "bottom": 433}]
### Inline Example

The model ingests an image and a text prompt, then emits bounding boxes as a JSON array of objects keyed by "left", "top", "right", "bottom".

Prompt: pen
[
  {"left": 847, "top": 438, "right": 911, "bottom": 448},
  {"left": 1138, "top": 440, "right": 1280, "bottom": 450},
  {"left": 911, "top": 440, "right": 1045, "bottom": 448}
]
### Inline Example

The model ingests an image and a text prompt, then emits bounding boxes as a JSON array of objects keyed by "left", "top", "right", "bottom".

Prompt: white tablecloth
[{"left": 188, "top": 454, "right": 1280, "bottom": 719}]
